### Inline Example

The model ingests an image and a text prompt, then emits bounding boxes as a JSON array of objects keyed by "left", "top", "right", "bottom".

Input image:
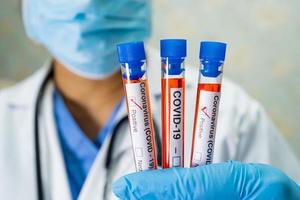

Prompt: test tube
[
  {"left": 117, "top": 41, "right": 158, "bottom": 171},
  {"left": 160, "top": 39, "right": 186, "bottom": 168},
  {"left": 190, "top": 41, "right": 227, "bottom": 167}
]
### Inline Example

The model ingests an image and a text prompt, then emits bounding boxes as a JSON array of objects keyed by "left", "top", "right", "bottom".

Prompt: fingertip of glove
[{"left": 112, "top": 177, "right": 127, "bottom": 198}]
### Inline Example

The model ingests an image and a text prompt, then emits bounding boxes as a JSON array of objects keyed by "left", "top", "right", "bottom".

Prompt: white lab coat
[{"left": 0, "top": 47, "right": 299, "bottom": 200}]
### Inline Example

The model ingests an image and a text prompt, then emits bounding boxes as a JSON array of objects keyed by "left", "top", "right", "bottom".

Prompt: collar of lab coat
[
  {"left": 36, "top": 67, "right": 132, "bottom": 200},
  {"left": 37, "top": 80, "right": 121, "bottom": 200}
]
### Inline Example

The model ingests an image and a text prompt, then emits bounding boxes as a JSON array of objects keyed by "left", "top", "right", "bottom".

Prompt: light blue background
[{"left": 0, "top": 0, "right": 299, "bottom": 158}]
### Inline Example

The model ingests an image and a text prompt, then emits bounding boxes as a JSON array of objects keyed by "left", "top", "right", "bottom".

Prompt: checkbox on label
[
  {"left": 172, "top": 156, "right": 181, "bottom": 167},
  {"left": 135, "top": 147, "right": 143, "bottom": 157}
]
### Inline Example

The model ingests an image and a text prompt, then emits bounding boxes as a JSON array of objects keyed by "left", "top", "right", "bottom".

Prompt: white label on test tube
[
  {"left": 169, "top": 88, "right": 184, "bottom": 167},
  {"left": 191, "top": 90, "right": 221, "bottom": 167},
  {"left": 125, "top": 82, "right": 156, "bottom": 171}
]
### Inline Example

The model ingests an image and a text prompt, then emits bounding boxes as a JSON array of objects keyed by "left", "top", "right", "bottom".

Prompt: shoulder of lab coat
[
  {"left": 0, "top": 60, "right": 51, "bottom": 199},
  {"left": 145, "top": 46, "right": 300, "bottom": 183},
  {"left": 0, "top": 59, "right": 51, "bottom": 107}
]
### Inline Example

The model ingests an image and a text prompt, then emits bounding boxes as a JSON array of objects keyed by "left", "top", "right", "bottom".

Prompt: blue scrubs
[{"left": 53, "top": 90, "right": 122, "bottom": 199}]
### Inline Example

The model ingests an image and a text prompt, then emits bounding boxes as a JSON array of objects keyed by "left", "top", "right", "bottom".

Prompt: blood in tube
[
  {"left": 160, "top": 39, "right": 186, "bottom": 168},
  {"left": 117, "top": 41, "right": 158, "bottom": 171},
  {"left": 190, "top": 41, "right": 227, "bottom": 167}
]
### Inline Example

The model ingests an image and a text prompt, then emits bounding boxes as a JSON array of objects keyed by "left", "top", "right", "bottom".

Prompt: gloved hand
[{"left": 113, "top": 161, "right": 300, "bottom": 200}]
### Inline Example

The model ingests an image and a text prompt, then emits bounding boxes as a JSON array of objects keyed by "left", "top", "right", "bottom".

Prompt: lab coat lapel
[
  {"left": 77, "top": 133, "right": 111, "bottom": 200},
  {"left": 102, "top": 101, "right": 137, "bottom": 200},
  {"left": 41, "top": 81, "right": 72, "bottom": 200},
  {"left": 78, "top": 100, "right": 130, "bottom": 200}
]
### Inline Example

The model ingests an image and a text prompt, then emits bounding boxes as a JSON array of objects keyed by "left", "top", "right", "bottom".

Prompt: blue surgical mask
[{"left": 22, "top": 0, "right": 151, "bottom": 79}]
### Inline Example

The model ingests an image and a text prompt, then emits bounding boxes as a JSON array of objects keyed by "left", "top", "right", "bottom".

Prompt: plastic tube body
[
  {"left": 118, "top": 42, "right": 157, "bottom": 171},
  {"left": 161, "top": 57, "right": 185, "bottom": 168},
  {"left": 190, "top": 41, "right": 226, "bottom": 167}
]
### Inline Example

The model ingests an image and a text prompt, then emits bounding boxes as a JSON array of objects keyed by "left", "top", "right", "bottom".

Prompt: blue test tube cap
[
  {"left": 199, "top": 41, "right": 227, "bottom": 61},
  {"left": 117, "top": 41, "right": 146, "bottom": 63},
  {"left": 160, "top": 39, "right": 187, "bottom": 58}
]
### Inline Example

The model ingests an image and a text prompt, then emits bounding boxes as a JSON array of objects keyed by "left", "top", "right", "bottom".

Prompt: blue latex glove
[{"left": 113, "top": 161, "right": 300, "bottom": 200}]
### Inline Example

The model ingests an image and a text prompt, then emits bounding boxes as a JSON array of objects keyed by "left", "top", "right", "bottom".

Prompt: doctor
[{"left": 0, "top": 0, "right": 299, "bottom": 200}]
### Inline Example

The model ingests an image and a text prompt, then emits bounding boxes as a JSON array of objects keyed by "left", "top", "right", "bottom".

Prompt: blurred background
[{"left": 0, "top": 0, "right": 299, "bottom": 158}]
